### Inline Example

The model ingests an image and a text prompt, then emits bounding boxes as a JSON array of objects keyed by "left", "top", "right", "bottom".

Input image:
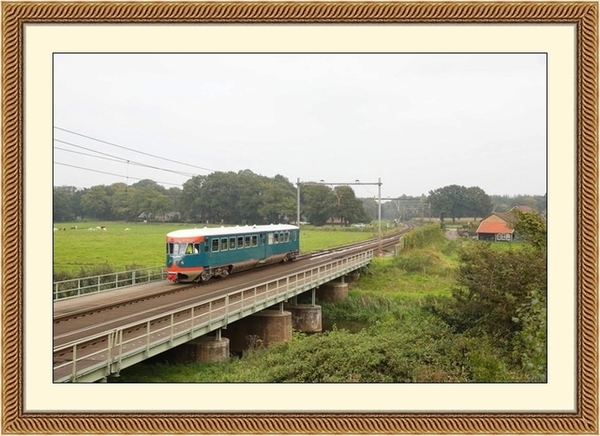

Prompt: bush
[{"left": 394, "top": 250, "right": 442, "bottom": 274}]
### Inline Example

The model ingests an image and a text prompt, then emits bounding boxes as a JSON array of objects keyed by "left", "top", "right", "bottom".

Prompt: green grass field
[{"left": 53, "top": 222, "right": 375, "bottom": 276}]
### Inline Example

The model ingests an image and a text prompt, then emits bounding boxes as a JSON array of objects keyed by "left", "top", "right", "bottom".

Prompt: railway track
[{"left": 53, "top": 227, "right": 411, "bottom": 347}]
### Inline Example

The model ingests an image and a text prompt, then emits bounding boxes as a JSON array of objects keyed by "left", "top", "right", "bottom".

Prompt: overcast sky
[{"left": 53, "top": 52, "right": 547, "bottom": 198}]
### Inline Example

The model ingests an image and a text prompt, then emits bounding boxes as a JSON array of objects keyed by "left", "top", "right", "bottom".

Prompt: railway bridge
[{"left": 53, "top": 233, "right": 405, "bottom": 383}]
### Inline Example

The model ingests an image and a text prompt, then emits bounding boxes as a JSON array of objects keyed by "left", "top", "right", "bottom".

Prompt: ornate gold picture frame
[{"left": 2, "top": 1, "right": 598, "bottom": 434}]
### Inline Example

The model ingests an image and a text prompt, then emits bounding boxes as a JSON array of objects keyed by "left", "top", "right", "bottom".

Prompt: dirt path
[{"left": 445, "top": 228, "right": 459, "bottom": 240}]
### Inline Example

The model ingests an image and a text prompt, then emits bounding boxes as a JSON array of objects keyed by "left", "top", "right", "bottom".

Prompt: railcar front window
[{"left": 169, "top": 243, "right": 187, "bottom": 256}]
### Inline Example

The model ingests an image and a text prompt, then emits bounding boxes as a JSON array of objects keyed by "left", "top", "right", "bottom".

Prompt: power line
[
  {"left": 54, "top": 162, "right": 183, "bottom": 187},
  {"left": 54, "top": 141, "right": 197, "bottom": 178},
  {"left": 54, "top": 126, "right": 218, "bottom": 173}
]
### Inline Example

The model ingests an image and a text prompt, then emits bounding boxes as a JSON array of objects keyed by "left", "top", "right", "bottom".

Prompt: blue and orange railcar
[{"left": 165, "top": 224, "right": 300, "bottom": 283}]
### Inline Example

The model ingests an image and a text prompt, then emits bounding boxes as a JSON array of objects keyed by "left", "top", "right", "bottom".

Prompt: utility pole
[{"left": 296, "top": 178, "right": 301, "bottom": 225}]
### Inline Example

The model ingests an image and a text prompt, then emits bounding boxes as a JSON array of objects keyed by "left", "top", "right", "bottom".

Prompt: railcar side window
[
  {"left": 245, "top": 236, "right": 251, "bottom": 248},
  {"left": 237, "top": 236, "right": 244, "bottom": 248},
  {"left": 229, "top": 237, "right": 236, "bottom": 250},
  {"left": 252, "top": 235, "right": 258, "bottom": 247},
  {"left": 284, "top": 232, "right": 290, "bottom": 242},
  {"left": 211, "top": 239, "right": 219, "bottom": 252},
  {"left": 273, "top": 233, "right": 279, "bottom": 244},
  {"left": 221, "top": 238, "right": 228, "bottom": 251},
  {"left": 193, "top": 243, "right": 201, "bottom": 254}
]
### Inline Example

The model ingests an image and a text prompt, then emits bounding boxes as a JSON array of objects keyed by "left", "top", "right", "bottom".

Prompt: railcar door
[{"left": 260, "top": 232, "right": 268, "bottom": 261}]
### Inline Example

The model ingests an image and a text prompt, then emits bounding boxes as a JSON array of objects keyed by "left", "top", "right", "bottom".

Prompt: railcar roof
[{"left": 167, "top": 224, "right": 299, "bottom": 239}]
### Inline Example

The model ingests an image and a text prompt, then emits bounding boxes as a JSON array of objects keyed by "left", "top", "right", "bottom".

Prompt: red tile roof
[{"left": 476, "top": 221, "right": 514, "bottom": 235}]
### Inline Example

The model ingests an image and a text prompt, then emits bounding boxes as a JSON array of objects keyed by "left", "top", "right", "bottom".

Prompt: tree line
[
  {"left": 53, "top": 170, "right": 370, "bottom": 226},
  {"left": 54, "top": 171, "right": 546, "bottom": 226}
]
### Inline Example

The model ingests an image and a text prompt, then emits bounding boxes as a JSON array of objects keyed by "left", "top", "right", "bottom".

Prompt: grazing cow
[
  {"left": 88, "top": 227, "right": 95, "bottom": 231},
  {"left": 124, "top": 228, "right": 130, "bottom": 231},
  {"left": 70, "top": 226, "right": 78, "bottom": 230},
  {"left": 62, "top": 228, "right": 66, "bottom": 231},
  {"left": 53, "top": 228, "right": 58, "bottom": 232}
]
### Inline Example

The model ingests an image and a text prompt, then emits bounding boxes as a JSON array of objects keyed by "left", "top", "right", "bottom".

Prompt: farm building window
[
  {"left": 229, "top": 237, "right": 236, "bottom": 250},
  {"left": 221, "top": 238, "right": 228, "bottom": 251},
  {"left": 244, "top": 236, "right": 251, "bottom": 248},
  {"left": 252, "top": 235, "right": 258, "bottom": 247},
  {"left": 237, "top": 236, "right": 244, "bottom": 248},
  {"left": 211, "top": 239, "right": 219, "bottom": 252}
]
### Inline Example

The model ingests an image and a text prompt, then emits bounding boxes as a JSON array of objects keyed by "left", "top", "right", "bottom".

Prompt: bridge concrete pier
[
  {"left": 227, "top": 309, "right": 292, "bottom": 353},
  {"left": 317, "top": 279, "right": 349, "bottom": 303},
  {"left": 172, "top": 334, "right": 230, "bottom": 363},
  {"left": 346, "top": 270, "right": 361, "bottom": 282},
  {"left": 286, "top": 304, "right": 322, "bottom": 333}
]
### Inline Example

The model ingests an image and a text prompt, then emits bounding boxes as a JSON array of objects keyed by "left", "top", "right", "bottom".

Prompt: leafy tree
[
  {"left": 234, "top": 170, "right": 265, "bottom": 224},
  {"left": 508, "top": 209, "right": 547, "bottom": 249},
  {"left": 466, "top": 186, "right": 493, "bottom": 219},
  {"left": 332, "top": 186, "right": 370, "bottom": 225},
  {"left": 110, "top": 183, "right": 136, "bottom": 220},
  {"left": 80, "top": 185, "right": 112, "bottom": 219},
  {"left": 180, "top": 175, "right": 206, "bottom": 222},
  {"left": 53, "top": 186, "right": 78, "bottom": 222},
  {"left": 166, "top": 187, "right": 182, "bottom": 221},
  {"left": 428, "top": 184, "right": 470, "bottom": 223},
  {"left": 361, "top": 197, "right": 379, "bottom": 221},
  {"left": 259, "top": 175, "right": 296, "bottom": 224},
  {"left": 301, "top": 183, "right": 336, "bottom": 226}
]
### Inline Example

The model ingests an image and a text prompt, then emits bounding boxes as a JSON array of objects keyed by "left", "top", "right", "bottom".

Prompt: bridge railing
[
  {"left": 53, "top": 250, "right": 373, "bottom": 382},
  {"left": 53, "top": 266, "right": 168, "bottom": 301}
]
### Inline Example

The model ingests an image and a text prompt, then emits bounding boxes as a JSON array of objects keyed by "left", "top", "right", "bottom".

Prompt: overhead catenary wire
[
  {"left": 54, "top": 141, "right": 197, "bottom": 178},
  {"left": 54, "top": 126, "right": 218, "bottom": 173},
  {"left": 55, "top": 162, "right": 183, "bottom": 187}
]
